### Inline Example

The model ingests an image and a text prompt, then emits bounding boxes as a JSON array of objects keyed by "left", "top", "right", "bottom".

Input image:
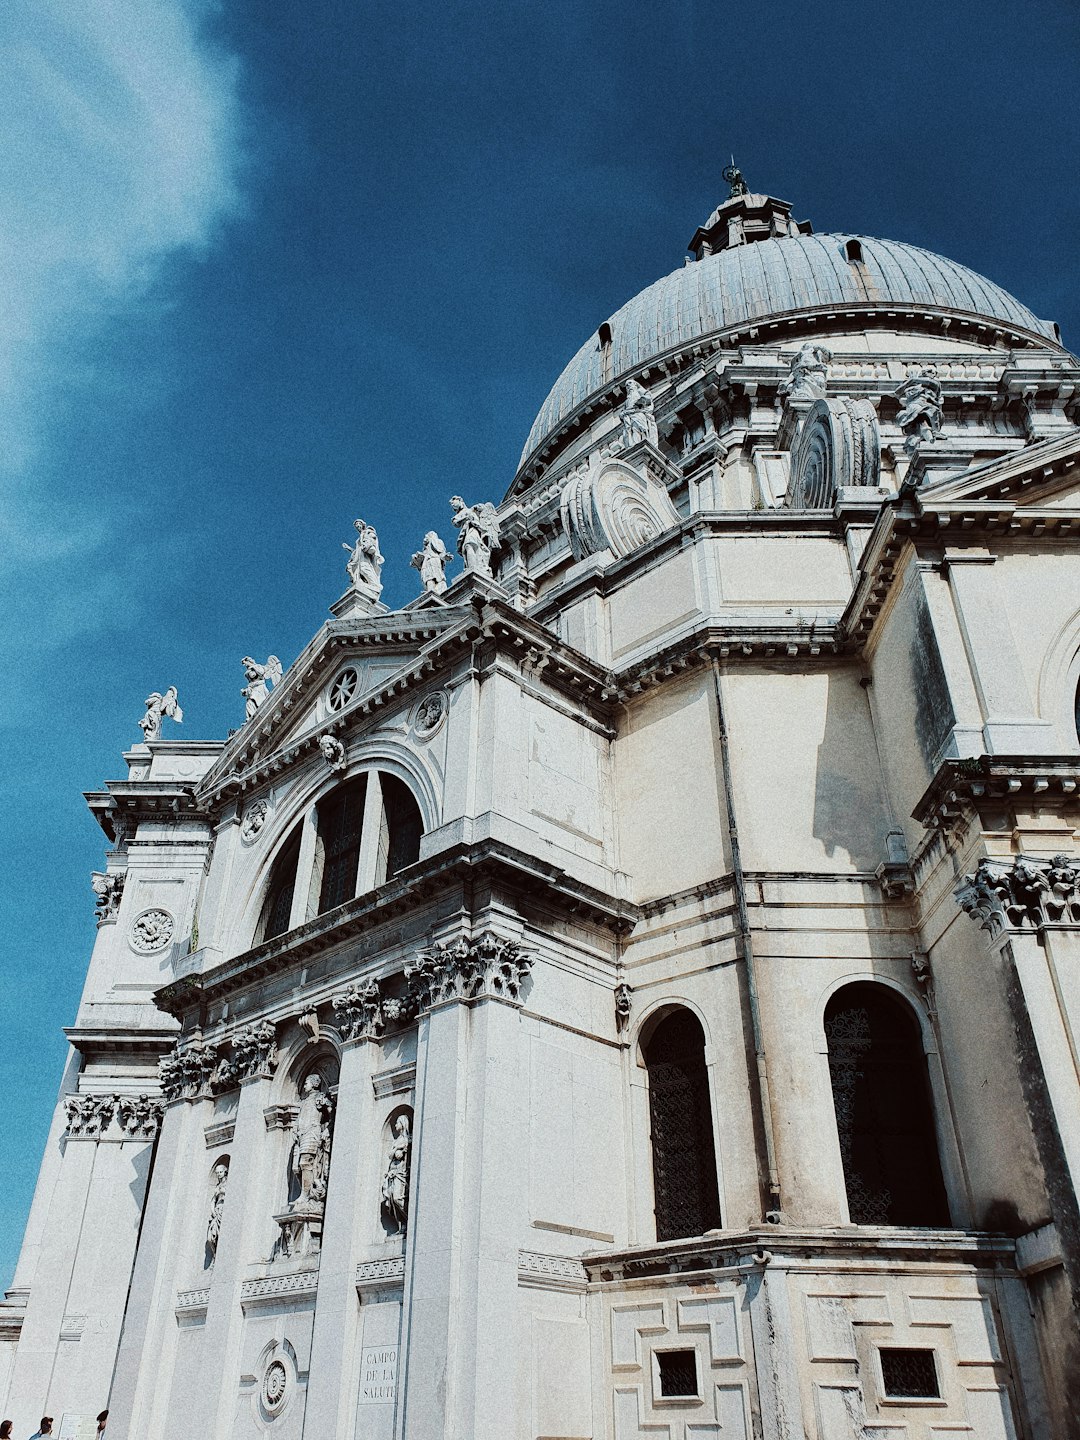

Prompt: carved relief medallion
[
  {"left": 129, "top": 907, "right": 175, "bottom": 953},
  {"left": 413, "top": 690, "right": 448, "bottom": 739},
  {"left": 241, "top": 797, "right": 270, "bottom": 843},
  {"left": 262, "top": 1358, "right": 288, "bottom": 1413}
]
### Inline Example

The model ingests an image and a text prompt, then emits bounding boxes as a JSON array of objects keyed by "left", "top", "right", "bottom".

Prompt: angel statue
[
  {"left": 343, "top": 518, "right": 384, "bottom": 597},
  {"left": 619, "top": 378, "right": 659, "bottom": 449},
  {"left": 139, "top": 686, "right": 183, "bottom": 742},
  {"left": 410, "top": 531, "right": 453, "bottom": 595},
  {"left": 450, "top": 495, "right": 500, "bottom": 578},
  {"left": 241, "top": 655, "right": 283, "bottom": 721},
  {"left": 289, "top": 1073, "right": 335, "bottom": 1206},
  {"left": 780, "top": 342, "right": 831, "bottom": 403},
  {"left": 381, "top": 1113, "right": 412, "bottom": 1233},
  {"left": 895, "top": 369, "right": 944, "bottom": 456}
]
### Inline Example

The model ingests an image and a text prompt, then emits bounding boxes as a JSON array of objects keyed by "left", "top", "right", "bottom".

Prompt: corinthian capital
[
  {"left": 956, "top": 853, "right": 1080, "bottom": 936},
  {"left": 405, "top": 932, "right": 532, "bottom": 1011}
]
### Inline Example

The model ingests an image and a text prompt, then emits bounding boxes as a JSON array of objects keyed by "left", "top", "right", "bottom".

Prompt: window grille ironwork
[
  {"left": 645, "top": 1011, "right": 722, "bottom": 1241},
  {"left": 317, "top": 777, "right": 367, "bottom": 914},
  {"left": 825, "top": 984, "right": 950, "bottom": 1227},
  {"left": 262, "top": 824, "right": 302, "bottom": 941},
  {"left": 657, "top": 1349, "right": 698, "bottom": 1397},
  {"left": 880, "top": 1347, "right": 939, "bottom": 1398},
  {"left": 383, "top": 774, "right": 423, "bottom": 880}
]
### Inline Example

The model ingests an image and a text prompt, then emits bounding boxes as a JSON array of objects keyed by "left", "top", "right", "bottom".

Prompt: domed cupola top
[{"left": 686, "top": 165, "right": 813, "bottom": 259}]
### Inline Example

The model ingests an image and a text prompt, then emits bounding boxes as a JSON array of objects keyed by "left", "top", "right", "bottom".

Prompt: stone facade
[{"left": 4, "top": 187, "right": 1080, "bottom": 1437}]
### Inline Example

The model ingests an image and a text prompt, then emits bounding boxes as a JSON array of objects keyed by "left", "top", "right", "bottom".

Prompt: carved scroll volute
[{"left": 786, "top": 397, "right": 880, "bottom": 508}]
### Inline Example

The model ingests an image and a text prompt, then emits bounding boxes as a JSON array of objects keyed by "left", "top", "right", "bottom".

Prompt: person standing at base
[
  {"left": 1, "top": 1420, "right": 11, "bottom": 1438},
  {"left": 96, "top": 1414, "right": 108, "bottom": 1434},
  {"left": 27, "top": 1420, "right": 51, "bottom": 1440}
]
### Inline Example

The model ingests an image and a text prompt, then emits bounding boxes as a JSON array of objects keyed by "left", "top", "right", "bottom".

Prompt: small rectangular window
[
  {"left": 880, "top": 1347, "right": 939, "bottom": 1399},
  {"left": 657, "top": 1349, "right": 698, "bottom": 1398}
]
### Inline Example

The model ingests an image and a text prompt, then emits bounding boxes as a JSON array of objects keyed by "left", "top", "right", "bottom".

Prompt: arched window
[
  {"left": 825, "top": 983, "right": 949, "bottom": 1226},
  {"left": 259, "top": 823, "right": 303, "bottom": 942},
  {"left": 382, "top": 774, "right": 423, "bottom": 880},
  {"left": 844, "top": 237, "right": 864, "bottom": 264},
  {"left": 643, "top": 1010, "right": 722, "bottom": 1241},
  {"left": 316, "top": 776, "right": 368, "bottom": 914}
]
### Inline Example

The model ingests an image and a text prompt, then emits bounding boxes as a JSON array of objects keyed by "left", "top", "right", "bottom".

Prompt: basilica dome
[{"left": 517, "top": 192, "right": 1060, "bottom": 479}]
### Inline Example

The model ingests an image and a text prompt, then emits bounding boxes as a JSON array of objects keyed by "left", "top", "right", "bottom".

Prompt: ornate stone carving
[
  {"left": 206, "top": 1159, "right": 228, "bottom": 1263},
  {"left": 560, "top": 457, "right": 681, "bottom": 562},
  {"left": 241, "top": 655, "right": 283, "bottom": 721},
  {"left": 139, "top": 686, "right": 183, "bottom": 742},
  {"left": 343, "top": 519, "right": 385, "bottom": 598},
  {"left": 158, "top": 1039, "right": 222, "bottom": 1102},
  {"left": 262, "top": 1358, "right": 288, "bottom": 1414},
  {"left": 956, "top": 853, "right": 1080, "bottom": 936},
  {"left": 617, "top": 378, "right": 659, "bottom": 450},
  {"left": 355, "top": 1257, "right": 406, "bottom": 1287},
  {"left": 381, "top": 1113, "right": 412, "bottom": 1233},
  {"left": 297, "top": 1007, "right": 320, "bottom": 1045},
  {"left": 404, "top": 932, "right": 532, "bottom": 1010},
  {"left": 786, "top": 396, "right": 880, "bottom": 508},
  {"left": 64, "top": 1095, "right": 115, "bottom": 1139},
  {"left": 332, "top": 978, "right": 385, "bottom": 1042},
  {"left": 241, "top": 797, "right": 270, "bottom": 843},
  {"left": 327, "top": 667, "right": 360, "bottom": 711},
  {"left": 780, "top": 341, "right": 831, "bottom": 402},
  {"left": 91, "top": 870, "right": 124, "bottom": 923},
  {"left": 275, "top": 1074, "right": 335, "bottom": 1261},
  {"left": 450, "top": 495, "right": 501, "bottom": 577},
  {"left": 894, "top": 368, "right": 944, "bottom": 456},
  {"left": 410, "top": 531, "right": 453, "bottom": 594},
  {"left": 414, "top": 690, "right": 448, "bottom": 739},
  {"left": 228, "top": 1020, "right": 278, "bottom": 1083},
  {"left": 614, "top": 981, "right": 632, "bottom": 1033},
  {"left": 319, "top": 733, "right": 347, "bottom": 774},
  {"left": 129, "top": 907, "right": 175, "bottom": 953},
  {"left": 116, "top": 1094, "right": 164, "bottom": 1139}
]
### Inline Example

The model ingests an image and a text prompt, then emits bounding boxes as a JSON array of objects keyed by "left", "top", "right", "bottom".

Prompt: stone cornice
[
  {"left": 84, "top": 781, "right": 207, "bottom": 843},
  {"left": 913, "top": 755, "right": 1080, "bottom": 834},
  {"left": 154, "top": 837, "right": 641, "bottom": 1020}
]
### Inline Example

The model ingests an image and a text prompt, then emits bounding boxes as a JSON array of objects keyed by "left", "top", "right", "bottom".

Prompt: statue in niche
[
  {"left": 894, "top": 368, "right": 944, "bottom": 455},
  {"left": 241, "top": 655, "right": 283, "bottom": 720},
  {"left": 619, "top": 378, "right": 659, "bottom": 448},
  {"left": 290, "top": 1074, "right": 335, "bottom": 1205},
  {"left": 411, "top": 531, "right": 453, "bottom": 594},
  {"left": 450, "top": 496, "right": 500, "bottom": 578},
  {"left": 343, "top": 519, "right": 384, "bottom": 596},
  {"left": 138, "top": 686, "right": 183, "bottom": 742},
  {"left": 381, "top": 1113, "right": 412, "bottom": 1233},
  {"left": 206, "top": 1160, "right": 229, "bottom": 1263},
  {"left": 780, "top": 342, "right": 831, "bottom": 402}
]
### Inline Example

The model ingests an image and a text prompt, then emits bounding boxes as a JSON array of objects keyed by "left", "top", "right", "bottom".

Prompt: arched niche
[
  {"left": 824, "top": 982, "right": 950, "bottom": 1227},
  {"left": 204, "top": 1153, "right": 230, "bottom": 1270}
]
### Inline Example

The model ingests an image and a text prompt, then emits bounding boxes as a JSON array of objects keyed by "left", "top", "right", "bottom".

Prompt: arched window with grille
[
  {"left": 643, "top": 1009, "right": 722, "bottom": 1241},
  {"left": 316, "top": 776, "right": 368, "bottom": 914},
  {"left": 258, "top": 823, "right": 303, "bottom": 943},
  {"left": 825, "top": 983, "right": 950, "bottom": 1226}
]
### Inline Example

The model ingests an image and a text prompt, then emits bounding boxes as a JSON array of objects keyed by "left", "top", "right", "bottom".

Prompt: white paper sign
[{"left": 358, "top": 1344, "right": 398, "bottom": 1404}]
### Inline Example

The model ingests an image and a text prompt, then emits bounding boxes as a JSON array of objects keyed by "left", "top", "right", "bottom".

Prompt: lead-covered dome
[{"left": 518, "top": 193, "right": 1060, "bottom": 476}]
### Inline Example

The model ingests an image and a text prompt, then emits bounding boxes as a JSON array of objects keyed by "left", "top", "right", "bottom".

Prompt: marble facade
[{"left": 4, "top": 187, "right": 1080, "bottom": 1437}]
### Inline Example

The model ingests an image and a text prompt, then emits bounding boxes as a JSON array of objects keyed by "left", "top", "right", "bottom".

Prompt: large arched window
[
  {"left": 253, "top": 770, "right": 426, "bottom": 947},
  {"left": 825, "top": 983, "right": 950, "bottom": 1227},
  {"left": 643, "top": 1010, "right": 722, "bottom": 1241}
]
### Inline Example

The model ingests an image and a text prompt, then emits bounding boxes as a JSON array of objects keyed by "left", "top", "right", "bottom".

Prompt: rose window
[{"left": 328, "top": 668, "right": 359, "bottom": 711}]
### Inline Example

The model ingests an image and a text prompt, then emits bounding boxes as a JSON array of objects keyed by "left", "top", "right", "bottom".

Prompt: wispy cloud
[{"left": 0, "top": 0, "right": 244, "bottom": 689}]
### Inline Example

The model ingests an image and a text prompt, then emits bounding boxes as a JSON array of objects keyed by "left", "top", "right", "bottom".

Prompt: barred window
[
  {"left": 260, "top": 823, "right": 303, "bottom": 942},
  {"left": 644, "top": 1010, "right": 722, "bottom": 1241},
  {"left": 825, "top": 984, "right": 949, "bottom": 1227},
  {"left": 382, "top": 774, "right": 423, "bottom": 881},
  {"left": 880, "top": 1347, "right": 940, "bottom": 1399},
  {"left": 317, "top": 777, "right": 368, "bottom": 913}
]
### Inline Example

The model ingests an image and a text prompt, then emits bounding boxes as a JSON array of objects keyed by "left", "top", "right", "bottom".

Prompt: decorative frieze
[
  {"left": 517, "top": 1250, "right": 589, "bottom": 1292},
  {"left": 332, "top": 977, "right": 386, "bottom": 1042},
  {"left": 240, "top": 1271, "right": 320, "bottom": 1305},
  {"left": 956, "top": 853, "right": 1080, "bottom": 937},
  {"left": 175, "top": 1288, "right": 210, "bottom": 1316},
  {"left": 404, "top": 932, "right": 532, "bottom": 1010},
  {"left": 355, "top": 1257, "right": 406, "bottom": 1292}
]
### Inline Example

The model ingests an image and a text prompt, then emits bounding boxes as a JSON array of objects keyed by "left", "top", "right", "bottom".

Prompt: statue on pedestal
[
  {"left": 343, "top": 519, "right": 384, "bottom": 596},
  {"left": 619, "top": 378, "right": 659, "bottom": 448},
  {"left": 450, "top": 496, "right": 500, "bottom": 578},
  {"left": 411, "top": 531, "right": 452, "bottom": 594},
  {"left": 895, "top": 369, "right": 944, "bottom": 455},
  {"left": 780, "top": 342, "right": 831, "bottom": 402},
  {"left": 241, "top": 656, "right": 283, "bottom": 720},
  {"left": 291, "top": 1073, "right": 335, "bottom": 1205},
  {"left": 139, "top": 686, "right": 183, "bottom": 742}
]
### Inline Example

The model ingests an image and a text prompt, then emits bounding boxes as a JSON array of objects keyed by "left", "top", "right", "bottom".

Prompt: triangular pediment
[
  {"left": 198, "top": 603, "right": 477, "bottom": 801},
  {"left": 916, "top": 428, "right": 1080, "bottom": 512}
]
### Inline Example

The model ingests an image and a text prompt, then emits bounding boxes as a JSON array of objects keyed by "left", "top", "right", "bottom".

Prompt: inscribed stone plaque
[{"left": 359, "top": 1344, "right": 398, "bottom": 1404}]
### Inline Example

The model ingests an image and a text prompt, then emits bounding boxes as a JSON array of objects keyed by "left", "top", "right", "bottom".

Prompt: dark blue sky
[{"left": 2, "top": 0, "right": 1078, "bottom": 1286}]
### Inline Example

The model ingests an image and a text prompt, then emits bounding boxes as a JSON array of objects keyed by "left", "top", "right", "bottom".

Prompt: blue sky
[{"left": 1, "top": 0, "right": 1078, "bottom": 1288}]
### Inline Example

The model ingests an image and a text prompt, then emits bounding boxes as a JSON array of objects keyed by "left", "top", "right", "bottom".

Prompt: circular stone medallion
[
  {"left": 241, "top": 798, "right": 270, "bottom": 843},
  {"left": 129, "top": 908, "right": 175, "bottom": 953},
  {"left": 262, "top": 1356, "right": 289, "bottom": 1414},
  {"left": 413, "top": 690, "right": 448, "bottom": 739}
]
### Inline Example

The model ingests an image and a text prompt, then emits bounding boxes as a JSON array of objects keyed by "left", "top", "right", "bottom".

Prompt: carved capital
[
  {"left": 228, "top": 1020, "right": 279, "bottom": 1083},
  {"left": 64, "top": 1094, "right": 116, "bottom": 1139},
  {"left": 91, "top": 870, "right": 125, "bottom": 924},
  {"left": 614, "top": 981, "right": 632, "bottom": 1033},
  {"left": 405, "top": 932, "right": 532, "bottom": 1011},
  {"left": 116, "top": 1094, "right": 165, "bottom": 1139},
  {"left": 332, "top": 978, "right": 386, "bottom": 1042},
  {"left": 158, "top": 1038, "right": 222, "bottom": 1103},
  {"left": 956, "top": 853, "right": 1080, "bottom": 937}
]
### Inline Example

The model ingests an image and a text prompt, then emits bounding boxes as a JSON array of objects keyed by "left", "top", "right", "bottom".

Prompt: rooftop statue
[
  {"left": 895, "top": 368, "right": 944, "bottom": 456},
  {"left": 241, "top": 655, "right": 283, "bottom": 721},
  {"left": 450, "top": 495, "right": 500, "bottom": 578},
  {"left": 411, "top": 531, "right": 452, "bottom": 594},
  {"left": 780, "top": 342, "right": 832, "bottom": 403},
  {"left": 722, "top": 160, "right": 748, "bottom": 198},
  {"left": 343, "top": 518, "right": 384, "bottom": 596},
  {"left": 619, "top": 378, "right": 659, "bottom": 449},
  {"left": 138, "top": 686, "right": 183, "bottom": 742}
]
